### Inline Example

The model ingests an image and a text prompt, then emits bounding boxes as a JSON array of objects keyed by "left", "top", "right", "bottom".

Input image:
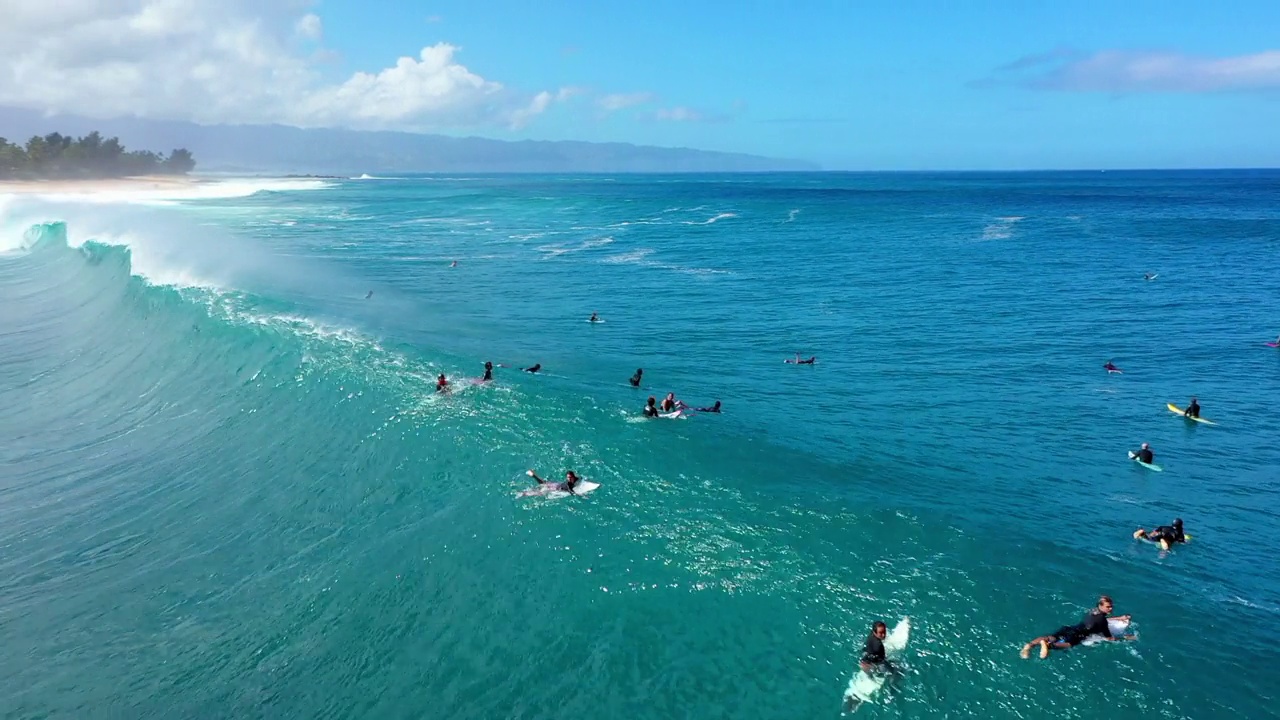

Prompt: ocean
[{"left": 1, "top": 171, "right": 1278, "bottom": 719}]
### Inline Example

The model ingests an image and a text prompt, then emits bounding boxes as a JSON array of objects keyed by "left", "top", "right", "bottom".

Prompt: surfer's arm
[{"left": 526, "top": 470, "right": 545, "bottom": 485}]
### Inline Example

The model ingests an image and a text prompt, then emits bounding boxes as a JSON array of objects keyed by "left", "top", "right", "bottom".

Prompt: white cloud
[
  {"left": 295, "top": 13, "right": 322, "bottom": 41},
  {"left": 597, "top": 92, "right": 656, "bottom": 113},
  {"left": 990, "top": 48, "right": 1280, "bottom": 93},
  {"left": 0, "top": 0, "right": 563, "bottom": 132},
  {"left": 654, "top": 106, "right": 703, "bottom": 122}
]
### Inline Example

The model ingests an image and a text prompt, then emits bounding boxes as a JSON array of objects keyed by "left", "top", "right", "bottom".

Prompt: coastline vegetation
[{"left": 0, "top": 131, "right": 195, "bottom": 179}]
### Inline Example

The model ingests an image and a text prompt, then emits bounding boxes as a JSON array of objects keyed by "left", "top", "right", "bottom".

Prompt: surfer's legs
[
  {"left": 1133, "top": 528, "right": 1148, "bottom": 539},
  {"left": 1021, "top": 635, "right": 1068, "bottom": 659}
]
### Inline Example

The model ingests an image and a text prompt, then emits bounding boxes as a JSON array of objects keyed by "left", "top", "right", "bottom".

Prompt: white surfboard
[
  {"left": 518, "top": 480, "right": 600, "bottom": 499},
  {"left": 1080, "top": 617, "right": 1131, "bottom": 647},
  {"left": 843, "top": 617, "right": 910, "bottom": 712}
]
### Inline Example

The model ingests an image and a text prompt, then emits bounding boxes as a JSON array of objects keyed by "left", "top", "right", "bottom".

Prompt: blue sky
[
  {"left": 5, "top": 1, "right": 1279, "bottom": 169},
  {"left": 306, "top": 0, "right": 1280, "bottom": 169}
]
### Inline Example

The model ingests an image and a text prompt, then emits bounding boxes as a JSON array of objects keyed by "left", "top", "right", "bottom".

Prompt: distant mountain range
[{"left": 0, "top": 107, "right": 815, "bottom": 174}]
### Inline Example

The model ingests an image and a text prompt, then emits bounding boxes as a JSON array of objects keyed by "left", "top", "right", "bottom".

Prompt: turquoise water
[{"left": 1, "top": 172, "right": 1278, "bottom": 719}]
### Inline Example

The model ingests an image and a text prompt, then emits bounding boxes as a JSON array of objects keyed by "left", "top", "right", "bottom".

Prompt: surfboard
[
  {"left": 586, "top": 319, "right": 605, "bottom": 323},
  {"left": 1145, "top": 274, "right": 1158, "bottom": 280},
  {"left": 1128, "top": 451, "right": 1163, "bottom": 472},
  {"left": 1080, "top": 617, "right": 1132, "bottom": 646},
  {"left": 658, "top": 410, "right": 685, "bottom": 419},
  {"left": 1266, "top": 342, "right": 1279, "bottom": 348},
  {"left": 518, "top": 480, "right": 600, "bottom": 499},
  {"left": 1167, "top": 403, "right": 1215, "bottom": 425},
  {"left": 843, "top": 617, "right": 910, "bottom": 712}
]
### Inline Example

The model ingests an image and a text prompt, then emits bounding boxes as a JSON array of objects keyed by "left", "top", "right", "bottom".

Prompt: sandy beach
[{"left": 0, "top": 175, "right": 199, "bottom": 195}]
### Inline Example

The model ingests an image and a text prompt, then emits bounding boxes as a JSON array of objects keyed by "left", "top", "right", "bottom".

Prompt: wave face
[{"left": 2, "top": 173, "right": 1280, "bottom": 719}]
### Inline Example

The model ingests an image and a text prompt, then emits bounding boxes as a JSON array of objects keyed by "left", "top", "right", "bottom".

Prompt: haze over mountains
[{"left": 0, "top": 107, "right": 814, "bottom": 175}]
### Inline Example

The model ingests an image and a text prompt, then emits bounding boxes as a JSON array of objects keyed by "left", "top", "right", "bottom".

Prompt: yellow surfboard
[{"left": 1168, "top": 403, "right": 1215, "bottom": 425}]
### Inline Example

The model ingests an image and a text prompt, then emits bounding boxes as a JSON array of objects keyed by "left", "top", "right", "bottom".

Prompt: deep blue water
[{"left": 1, "top": 172, "right": 1278, "bottom": 719}]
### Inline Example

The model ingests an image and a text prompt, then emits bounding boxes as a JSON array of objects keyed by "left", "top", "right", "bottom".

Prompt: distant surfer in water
[
  {"left": 1020, "top": 596, "right": 1132, "bottom": 659},
  {"left": 526, "top": 469, "right": 580, "bottom": 495},
  {"left": 589, "top": 312, "right": 600, "bottom": 323},
  {"left": 785, "top": 354, "right": 816, "bottom": 365},
  {"left": 482, "top": 361, "right": 493, "bottom": 382},
  {"left": 1130, "top": 442, "right": 1154, "bottom": 464},
  {"left": 1104, "top": 361, "right": 1122, "bottom": 373},
  {"left": 364, "top": 290, "right": 373, "bottom": 299},
  {"left": 859, "top": 621, "right": 893, "bottom": 675},
  {"left": 1182, "top": 397, "right": 1201, "bottom": 419},
  {"left": 435, "top": 374, "right": 450, "bottom": 393},
  {"left": 690, "top": 400, "right": 722, "bottom": 413},
  {"left": 629, "top": 368, "right": 644, "bottom": 387},
  {"left": 523, "top": 363, "right": 542, "bottom": 373},
  {"left": 1134, "top": 518, "right": 1186, "bottom": 550},
  {"left": 644, "top": 397, "right": 660, "bottom": 417},
  {"left": 1144, "top": 273, "right": 1156, "bottom": 280},
  {"left": 451, "top": 261, "right": 458, "bottom": 267}
]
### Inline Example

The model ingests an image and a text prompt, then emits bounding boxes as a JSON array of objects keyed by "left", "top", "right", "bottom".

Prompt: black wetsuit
[
  {"left": 524, "top": 364, "right": 541, "bottom": 373},
  {"left": 629, "top": 373, "right": 642, "bottom": 387},
  {"left": 482, "top": 367, "right": 493, "bottom": 381},
  {"left": 643, "top": 404, "right": 659, "bottom": 418},
  {"left": 1148, "top": 525, "right": 1186, "bottom": 545},
  {"left": 1078, "top": 609, "right": 1112, "bottom": 640},
  {"left": 1135, "top": 447, "right": 1154, "bottom": 464},
  {"left": 861, "top": 634, "right": 886, "bottom": 668},
  {"left": 695, "top": 405, "right": 721, "bottom": 413},
  {"left": 1185, "top": 402, "right": 1200, "bottom": 418}
]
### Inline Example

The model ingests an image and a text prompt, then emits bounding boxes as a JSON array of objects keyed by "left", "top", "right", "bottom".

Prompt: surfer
[
  {"left": 1020, "top": 596, "right": 1133, "bottom": 659},
  {"left": 1131, "top": 442, "right": 1154, "bottom": 464},
  {"left": 364, "top": 290, "right": 373, "bottom": 299},
  {"left": 785, "top": 354, "right": 816, "bottom": 365},
  {"left": 859, "top": 621, "right": 895, "bottom": 675},
  {"left": 589, "top": 312, "right": 600, "bottom": 323},
  {"left": 482, "top": 361, "right": 493, "bottom": 382},
  {"left": 691, "top": 400, "right": 722, "bottom": 413},
  {"left": 629, "top": 368, "right": 644, "bottom": 387},
  {"left": 644, "top": 397, "right": 660, "bottom": 418},
  {"left": 1104, "top": 361, "right": 1122, "bottom": 373},
  {"left": 523, "top": 363, "right": 542, "bottom": 374},
  {"left": 661, "top": 393, "right": 679, "bottom": 413},
  {"left": 451, "top": 261, "right": 458, "bottom": 267},
  {"left": 1144, "top": 273, "right": 1156, "bottom": 281},
  {"left": 1182, "top": 397, "right": 1201, "bottom": 419},
  {"left": 526, "top": 469, "right": 580, "bottom": 495},
  {"left": 1134, "top": 518, "right": 1186, "bottom": 550},
  {"left": 435, "top": 374, "right": 450, "bottom": 393}
]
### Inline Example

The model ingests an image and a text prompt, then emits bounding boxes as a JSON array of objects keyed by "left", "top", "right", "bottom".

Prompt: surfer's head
[
  {"left": 1141, "top": 442, "right": 1150, "bottom": 450},
  {"left": 647, "top": 396, "right": 656, "bottom": 406},
  {"left": 1097, "top": 596, "right": 1114, "bottom": 613},
  {"left": 485, "top": 361, "right": 492, "bottom": 370},
  {"left": 566, "top": 471, "right": 578, "bottom": 482},
  {"left": 1173, "top": 518, "right": 1183, "bottom": 529},
  {"left": 872, "top": 621, "right": 887, "bottom": 638}
]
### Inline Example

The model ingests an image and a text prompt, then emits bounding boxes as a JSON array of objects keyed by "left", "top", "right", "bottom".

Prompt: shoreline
[{"left": 0, "top": 175, "right": 200, "bottom": 195}]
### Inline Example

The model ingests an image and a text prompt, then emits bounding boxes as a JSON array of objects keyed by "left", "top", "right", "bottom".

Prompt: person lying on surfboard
[
  {"left": 522, "top": 363, "right": 542, "bottom": 373},
  {"left": 1103, "top": 361, "right": 1122, "bottom": 373},
  {"left": 1144, "top": 273, "right": 1156, "bottom": 280},
  {"left": 643, "top": 397, "right": 661, "bottom": 417},
  {"left": 1131, "top": 443, "right": 1154, "bottom": 464},
  {"left": 1134, "top": 518, "right": 1186, "bottom": 550},
  {"left": 785, "top": 354, "right": 816, "bottom": 364},
  {"left": 1182, "top": 397, "right": 1201, "bottom": 419},
  {"left": 1020, "top": 596, "right": 1133, "bottom": 659},
  {"left": 690, "top": 400, "right": 722, "bottom": 413},
  {"left": 481, "top": 361, "right": 494, "bottom": 382},
  {"left": 526, "top": 469, "right": 581, "bottom": 495}
]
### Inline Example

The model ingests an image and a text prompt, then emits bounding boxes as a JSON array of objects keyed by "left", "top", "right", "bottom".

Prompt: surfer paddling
[
  {"left": 526, "top": 469, "right": 581, "bottom": 495},
  {"left": 1104, "top": 361, "right": 1122, "bottom": 374},
  {"left": 689, "top": 400, "right": 722, "bottom": 413},
  {"left": 1134, "top": 518, "right": 1187, "bottom": 551},
  {"left": 785, "top": 353, "right": 816, "bottom": 365},
  {"left": 522, "top": 363, "right": 542, "bottom": 374},
  {"left": 1020, "top": 596, "right": 1134, "bottom": 659}
]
